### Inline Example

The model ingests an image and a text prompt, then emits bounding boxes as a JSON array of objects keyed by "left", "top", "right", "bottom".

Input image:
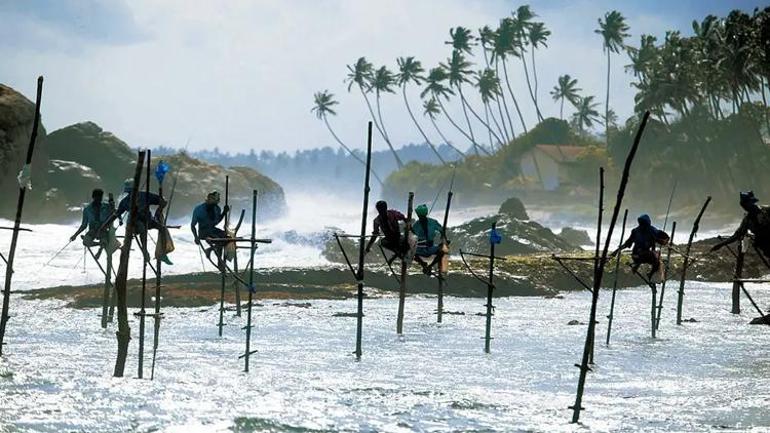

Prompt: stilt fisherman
[
  {"left": 411, "top": 203, "right": 446, "bottom": 275},
  {"left": 711, "top": 191, "right": 770, "bottom": 259},
  {"left": 191, "top": 191, "right": 230, "bottom": 260},
  {"left": 70, "top": 188, "right": 117, "bottom": 252},
  {"left": 611, "top": 214, "right": 670, "bottom": 280}
]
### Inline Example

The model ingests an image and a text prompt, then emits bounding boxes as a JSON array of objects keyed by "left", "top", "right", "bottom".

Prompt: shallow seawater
[{"left": 1, "top": 283, "right": 769, "bottom": 432}]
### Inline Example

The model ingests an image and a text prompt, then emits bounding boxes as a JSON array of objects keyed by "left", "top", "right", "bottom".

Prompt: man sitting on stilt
[
  {"left": 411, "top": 204, "right": 446, "bottom": 276},
  {"left": 611, "top": 214, "right": 669, "bottom": 281},
  {"left": 70, "top": 188, "right": 119, "bottom": 255},
  {"left": 365, "top": 200, "right": 411, "bottom": 264},
  {"left": 191, "top": 191, "right": 230, "bottom": 268},
  {"left": 711, "top": 191, "right": 770, "bottom": 259},
  {"left": 114, "top": 179, "right": 174, "bottom": 265}
]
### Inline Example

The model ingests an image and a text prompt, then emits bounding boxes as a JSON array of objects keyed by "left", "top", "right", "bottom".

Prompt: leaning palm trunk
[
  {"left": 481, "top": 49, "right": 511, "bottom": 142},
  {"left": 436, "top": 96, "right": 482, "bottom": 152},
  {"left": 483, "top": 104, "right": 495, "bottom": 152},
  {"left": 485, "top": 101, "right": 507, "bottom": 149},
  {"left": 456, "top": 85, "right": 478, "bottom": 155},
  {"left": 462, "top": 96, "right": 503, "bottom": 152},
  {"left": 521, "top": 55, "right": 544, "bottom": 122},
  {"left": 429, "top": 116, "right": 466, "bottom": 158},
  {"left": 402, "top": 86, "right": 446, "bottom": 165},
  {"left": 501, "top": 59, "right": 528, "bottom": 134},
  {"left": 357, "top": 85, "right": 404, "bottom": 168},
  {"left": 494, "top": 60, "right": 517, "bottom": 138},
  {"left": 323, "top": 117, "right": 385, "bottom": 186},
  {"left": 604, "top": 52, "right": 611, "bottom": 146},
  {"left": 532, "top": 49, "right": 541, "bottom": 117}
]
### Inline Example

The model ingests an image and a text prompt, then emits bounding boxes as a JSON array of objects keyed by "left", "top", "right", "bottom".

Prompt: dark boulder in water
[
  {"left": 559, "top": 227, "right": 592, "bottom": 246},
  {"left": 498, "top": 197, "right": 529, "bottom": 220}
]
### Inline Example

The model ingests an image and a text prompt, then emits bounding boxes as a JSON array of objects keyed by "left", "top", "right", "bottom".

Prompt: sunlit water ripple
[{"left": 1, "top": 284, "right": 769, "bottom": 432}]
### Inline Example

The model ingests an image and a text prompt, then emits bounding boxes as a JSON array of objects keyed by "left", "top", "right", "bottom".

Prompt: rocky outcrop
[
  {"left": 559, "top": 227, "right": 592, "bottom": 246},
  {"left": 0, "top": 83, "right": 52, "bottom": 221},
  {"left": 498, "top": 197, "right": 528, "bottom": 220},
  {"left": 45, "top": 122, "right": 287, "bottom": 221}
]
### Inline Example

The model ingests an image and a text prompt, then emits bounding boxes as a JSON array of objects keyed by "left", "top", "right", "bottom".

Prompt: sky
[{"left": 1, "top": 0, "right": 766, "bottom": 154}]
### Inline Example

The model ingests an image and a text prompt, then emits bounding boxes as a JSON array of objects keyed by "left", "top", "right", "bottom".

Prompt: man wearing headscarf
[
  {"left": 71, "top": 188, "right": 112, "bottom": 247},
  {"left": 611, "top": 214, "right": 670, "bottom": 280},
  {"left": 411, "top": 203, "right": 445, "bottom": 275},
  {"left": 115, "top": 178, "right": 173, "bottom": 265},
  {"left": 711, "top": 191, "right": 770, "bottom": 258}
]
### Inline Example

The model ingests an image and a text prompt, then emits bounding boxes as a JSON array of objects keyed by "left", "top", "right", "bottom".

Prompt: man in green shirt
[{"left": 412, "top": 204, "right": 445, "bottom": 275}]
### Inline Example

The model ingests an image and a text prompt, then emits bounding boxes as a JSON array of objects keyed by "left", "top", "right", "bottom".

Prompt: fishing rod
[
  {"left": 661, "top": 179, "right": 677, "bottom": 233},
  {"left": 41, "top": 239, "right": 74, "bottom": 269},
  {"left": 429, "top": 165, "right": 456, "bottom": 214}
]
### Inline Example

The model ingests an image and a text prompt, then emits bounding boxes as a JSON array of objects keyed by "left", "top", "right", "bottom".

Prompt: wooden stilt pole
[
  {"left": 676, "top": 196, "right": 711, "bottom": 325},
  {"left": 218, "top": 176, "right": 229, "bottom": 337},
  {"left": 150, "top": 161, "right": 168, "bottom": 380},
  {"left": 655, "top": 221, "right": 676, "bottom": 331},
  {"left": 571, "top": 111, "right": 650, "bottom": 424},
  {"left": 484, "top": 222, "right": 497, "bottom": 354},
  {"left": 355, "top": 122, "right": 373, "bottom": 359},
  {"left": 0, "top": 76, "right": 43, "bottom": 356},
  {"left": 233, "top": 252, "right": 242, "bottom": 317},
  {"left": 101, "top": 194, "right": 116, "bottom": 329},
  {"left": 114, "top": 150, "right": 145, "bottom": 377},
  {"left": 437, "top": 191, "right": 453, "bottom": 323},
  {"left": 137, "top": 150, "right": 151, "bottom": 379},
  {"left": 243, "top": 190, "right": 258, "bottom": 372},
  {"left": 605, "top": 209, "right": 628, "bottom": 345},
  {"left": 588, "top": 168, "right": 604, "bottom": 364},
  {"left": 650, "top": 277, "right": 657, "bottom": 339},
  {"left": 396, "top": 192, "right": 414, "bottom": 335},
  {"left": 731, "top": 236, "right": 745, "bottom": 314}
]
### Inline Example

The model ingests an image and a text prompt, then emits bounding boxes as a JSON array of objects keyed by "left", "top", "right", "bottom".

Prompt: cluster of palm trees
[
  {"left": 626, "top": 8, "right": 770, "bottom": 131},
  {"left": 314, "top": 6, "right": 604, "bottom": 170}
]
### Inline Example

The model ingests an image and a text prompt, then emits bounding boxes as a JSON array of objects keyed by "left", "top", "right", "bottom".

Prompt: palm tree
[
  {"left": 478, "top": 25, "right": 512, "bottom": 142},
  {"left": 572, "top": 95, "right": 602, "bottom": 133},
  {"left": 492, "top": 17, "right": 527, "bottom": 134},
  {"left": 595, "top": 10, "right": 630, "bottom": 145},
  {"left": 346, "top": 57, "right": 404, "bottom": 168},
  {"left": 369, "top": 65, "right": 399, "bottom": 157},
  {"left": 512, "top": 5, "right": 545, "bottom": 122},
  {"left": 423, "top": 98, "right": 466, "bottom": 158},
  {"left": 476, "top": 68, "right": 507, "bottom": 151},
  {"left": 421, "top": 66, "right": 479, "bottom": 153},
  {"left": 396, "top": 56, "right": 447, "bottom": 165},
  {"left": 550, "top": 75, "right": 582, "bottom": 120},
  {"left": 446, "top": 26, "right": 475, "bottom": 55},
  {"left": 311, "top": 90, "right": 383, "bottom": 186},
  {"left": 527, "top": 21, "right": 551, "bottom": 119}
]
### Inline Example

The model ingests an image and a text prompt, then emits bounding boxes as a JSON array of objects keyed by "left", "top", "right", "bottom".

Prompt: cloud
[{"left": 0, "top": 0, "right": 764, "bottom": 155}]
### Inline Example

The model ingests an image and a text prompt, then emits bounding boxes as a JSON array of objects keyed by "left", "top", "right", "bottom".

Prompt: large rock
[
  {"left": 46, "top": 122, "right": 287, "bottom": 221},
  {"left": 498, "top": 197, "right": 528, "bottom": 220},
  {"left": 0, "top": 83, "right": 53, "bottom": 221}
]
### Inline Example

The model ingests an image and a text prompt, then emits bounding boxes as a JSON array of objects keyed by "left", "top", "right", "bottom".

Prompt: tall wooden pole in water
[
  {"left": 588, "top": 168, "right": 604, "bottom": 364},
  {"left": 655, "top": 221, "right": 676, "bottom": 331},
  {"left": 114, "top": 150, "right": 145, "bottom": 377},
  {"left": 731, "top": 236, "right": 746, "bottom": 314},
  {"left": 437, "top": 191, "right": 453, "bottom": 323},
  {"left": 150, "top": 161, "right": 168, "bottom": 380},
  {"left": 0, "top": 76, "right": 43, "bottom": 356},
  {"left": 483, "top": 222, "right": 497, "bottom": 354},
  {"left": 101, "top": 194, "right": 116, "bottom": 329},
  {"left": 676, "top": 196, "right": 711, "bottom": 325},
  {"left": 243, "top": 189, "right": 258, "bottom": 372},
  {"left": 605, "top": 209, "right": 627, "bottom": 345},
  {"left": 571, "top": 111, "right": 649, "bottom": 424},
  {"left": 396, "top": 192, "right": 414, "bottom": 335},
  {"left": 218, "top": 176, "right": 229, "bottom": 336},
  {"left": 137, "top": 150, "right": 151, "bottom": 378},
  {"left": 355, "top": 122, "right": 373, "bottom": 359}
]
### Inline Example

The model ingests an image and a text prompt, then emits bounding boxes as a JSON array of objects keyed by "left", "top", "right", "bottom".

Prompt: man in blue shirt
[
  {"left": 70, "top": 189, "right": 112, "bottom": 247},
  {"left": 114, "top": 179, "right": 173, "bottom": 265},
  {"left": 191, "top": 191, "right": 230, "bottom": 258}
]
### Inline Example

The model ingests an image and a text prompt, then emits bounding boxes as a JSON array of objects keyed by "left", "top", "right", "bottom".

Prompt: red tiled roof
[{"left": 534, "top": 144, "right": 583, "bottom": 162}]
